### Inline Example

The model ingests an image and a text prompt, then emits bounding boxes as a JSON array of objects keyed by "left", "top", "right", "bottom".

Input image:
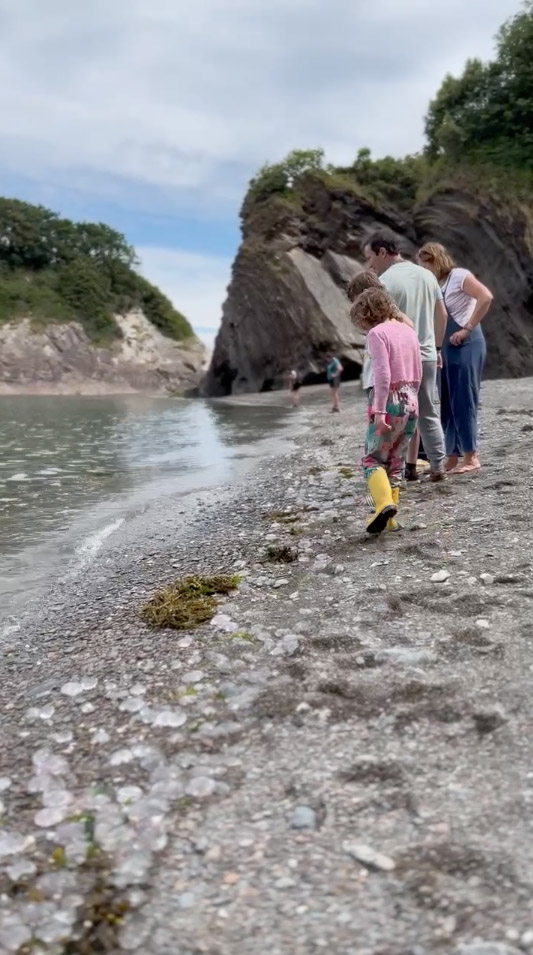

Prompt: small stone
[
  {"left": 275, "top": 876, "right": 296, "bottom": 889},
  {"left": 177, "top": 892, "right": 196, "bottom": 910},
  {"left": 6, "top": 858, "right": 37, "bottom": 880},
  {"left": 117, "top": 786, "right": 144, "bottom": 805},
  {"left": 53, "top": 730, "right": 73, "bottom": 744},
  {"left": 457, "top": 945, "right": 522, "bottom": 955},
  {"left": 81, "top": 676, "right": 98, "bottom": 690},
  {"left": 0, "top": 830, "right": 35, "bottom": 858},
  {"left": 223, "top": 872, "right": 239, "bottom": 885},
  {"left": 92, "top": 729, "right": 111, "bottom": 744},
  {"left": 476, "top": 618, "right": 491, "bottom": 630},
  {"left": 152, "top": 710, "right": 187, "bottom": 729},
  {"left": 0, "top": 777, "right": 12, "bottom": 792},
  {"left": 211, "top": 614, "right": 238, "bottom": 632},
  {"left": 343, "top": 841, "right": 395, "bottom": 872},
  {"left": 521, "top": 932, "right": 533, "bottom": 947},
  {"left": 480, "top": 573, "right": 495, "bottom": 585},
  {"left": 375, "top": 648, "right": 437, "bottom": 667},
  {"left": 274, "top": 579, "right": 289, "bottom": 588},
  {"left": 109, "top": 748, "right": 134, "bottom": 766},
  {"left": 182, "top": 670, "right": 205, "bottom": 685},
  {"left": 205, "top": 845, "right": 222, "bottom": 862},
  {"left": 60, "top": 681, "right": 85, "bottom": 697},
  {"left": 120, "top": 698, "right": 145, "bottom": 713},
  {"left": 281, "top": 634, "right": 300, "bottom": 656},
  {"left": 431, "top": 570, "right": 450, "bottom": 583},
  {"left": 185, "top": 776, "right": 216, "bottom": 799},
  {"left": 35, "top": 807, "right": 67, "bottom": 827},
  {"left": 473, "top": 704, "right": 509, "bottom": 735},
  {"left": 291, "top": 806, "right": 317, "bottom": 830}
]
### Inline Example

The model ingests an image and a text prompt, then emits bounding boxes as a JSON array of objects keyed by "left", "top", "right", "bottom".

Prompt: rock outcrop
[
  {"left": 204, "top": 172, "right": 533, "bottom": 396},
  {"left": 0, "top": 310, "right": 205, "bottom": 395}
]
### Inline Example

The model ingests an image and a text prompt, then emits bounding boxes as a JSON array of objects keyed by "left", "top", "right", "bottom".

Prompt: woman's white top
[{"left": 441, "top": 268, "right": 476, "bottom": 328}]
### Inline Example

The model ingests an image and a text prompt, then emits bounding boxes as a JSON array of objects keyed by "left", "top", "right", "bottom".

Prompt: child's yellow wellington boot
[
  {"left": 387, "top": 486, "right": 400, "bottom": 532},
  {"left": 366, "top": 468, "right": 397, "bottom": 535}
]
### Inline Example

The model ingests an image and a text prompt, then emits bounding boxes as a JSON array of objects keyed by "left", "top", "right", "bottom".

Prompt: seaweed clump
[
  {"left": 266, "top": 544, "right": 298, "bottom": 564},
  {"left": 141, "top": 574, "right": 240, "bottom": 630}
]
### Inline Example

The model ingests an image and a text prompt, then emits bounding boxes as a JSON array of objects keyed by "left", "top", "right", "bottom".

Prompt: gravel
[{"left": 1, "top": 379, "right": 533, "bottom": 954}]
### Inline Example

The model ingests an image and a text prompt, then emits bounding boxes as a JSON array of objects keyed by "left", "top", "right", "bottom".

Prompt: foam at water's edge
[{"left": 75, "top": 518, "right": 125, "bottom": 567}]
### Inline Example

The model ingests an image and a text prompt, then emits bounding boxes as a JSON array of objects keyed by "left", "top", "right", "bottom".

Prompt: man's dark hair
[{"left": 366, "top": 230, "right": 400, "bottom": 255}]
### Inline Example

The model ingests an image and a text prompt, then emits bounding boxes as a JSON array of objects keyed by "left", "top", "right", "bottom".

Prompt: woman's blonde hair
[
  {"left": 347, "top": 269, "right": 382, "bottom": 302},
  {"left": 350, "top": 288, "right": 396, "bottom": 332},
  {"left": 418, "top": 242, "right": 455, "bottom": 280}
]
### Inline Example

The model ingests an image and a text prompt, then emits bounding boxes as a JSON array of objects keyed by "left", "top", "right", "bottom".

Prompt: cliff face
[
  {"left": 0, "top": 310, "right": 205, "bottom": 395},
  {"left": 204, "top": 173, "right": 533, "bottom": 396}
]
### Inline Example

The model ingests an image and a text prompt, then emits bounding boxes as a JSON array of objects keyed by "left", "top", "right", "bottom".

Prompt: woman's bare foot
[
  {"left": 445, "top": 455, "right": 460, "bottom": 471},
  {"left": 448, "top": 454, "right": 481, "bottom": 475}
]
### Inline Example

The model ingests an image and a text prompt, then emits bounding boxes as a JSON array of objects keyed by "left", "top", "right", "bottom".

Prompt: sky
[{"left": 0, "top": 0, "right": 522, "bottom": 347}]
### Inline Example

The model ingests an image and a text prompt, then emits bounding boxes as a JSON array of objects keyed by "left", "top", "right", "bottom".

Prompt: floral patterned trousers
[{"left": 362, "top": 385, "right": 419, "bottom": 486}]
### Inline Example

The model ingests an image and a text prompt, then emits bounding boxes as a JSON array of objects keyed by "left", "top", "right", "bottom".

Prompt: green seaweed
[
  {"left": 266, "top": 544, "right": 298, "bottom": 564},
  {"left": 140, "top": 574, "right": 240, "bottom": 631}
]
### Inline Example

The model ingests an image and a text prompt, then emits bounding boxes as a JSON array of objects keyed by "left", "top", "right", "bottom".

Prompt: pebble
[
  {"left": 476, "top": 618, "right": 491, "bottom": 629},
  {"left": 431, "top": 570, "right": 450, "bottom": 583},
  {"left": 182, "top": 670, "right": 205, "bottom": 684},
  {"left": 60, "top": 681, "right": 85, "bottom": 697},
  {"left": 185, "top": 776, "right": 216, "bottom": 799},
  {"left": 152, "top": 710, "right": 187, "bottom": 728},
  {"left": 375, "top": 648, "right": 437, "bottom": 667},
  {"left": 290, "top": 806, "right": 318, "bottom": 830},
  {"left": 473, "top": 704, "right": 509, "bottom": 735},
  {"left": 210, "top": 614, "right": 238, "bottom": 632},
  {"left": 457, "top": 946, "right": 522, "bottom": 955},
  {"left": 343, "top": 841, "right": 396, "bottom": 872},
  {"left": 480, "top": 573, "right": 496, "bottom": 585}
]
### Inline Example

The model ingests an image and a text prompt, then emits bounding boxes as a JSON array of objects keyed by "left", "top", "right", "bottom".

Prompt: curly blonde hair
[
  {"left": 350, "top": 288, "right": 396, "bottom": 331},
  {"left": 347, "top": 269, "right": 382, "bottom": 302},
  {"left": 418, "top": 242, "right": 455, "bottom": 281}
]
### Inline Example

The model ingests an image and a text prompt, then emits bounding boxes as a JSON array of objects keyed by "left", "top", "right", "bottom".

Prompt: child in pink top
[{"left": 351, "top": 288, "right": 423, "bottom": 534}]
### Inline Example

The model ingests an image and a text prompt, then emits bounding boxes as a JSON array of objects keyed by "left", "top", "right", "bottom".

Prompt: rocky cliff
[
  {"left": 0, "top": 310, "right": 205, "bottom": 395},
  {"left": 204, "top": 171, "right": 533, "bottom": 396}
]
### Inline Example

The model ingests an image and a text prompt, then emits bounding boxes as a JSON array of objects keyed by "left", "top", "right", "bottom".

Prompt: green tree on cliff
[
  {"left": 0, "top": 197, "right": 193, "bottom": 342},
  {"left": 425, "top": 1, "right": 533, "bottom": 166}
]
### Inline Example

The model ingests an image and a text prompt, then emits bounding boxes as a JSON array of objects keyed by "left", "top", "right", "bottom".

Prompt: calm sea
[{"left": 0, "top": 394, "right": 295, "bottom": 629}]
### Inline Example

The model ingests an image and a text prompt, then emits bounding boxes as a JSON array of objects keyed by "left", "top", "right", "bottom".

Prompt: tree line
[
  {"left": 0, "top": 198, "right": 193, "bottom": 343},
  {"left": 246, "top": 1, "right": 533, "bottom": 210}
]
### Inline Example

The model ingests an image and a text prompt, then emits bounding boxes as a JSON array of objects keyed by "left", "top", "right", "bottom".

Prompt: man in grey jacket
[{"left": 364, "top": 231, "right": 447, "bottom": 482}]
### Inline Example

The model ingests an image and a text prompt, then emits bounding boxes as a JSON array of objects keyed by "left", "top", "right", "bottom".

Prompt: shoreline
[{"left": 1, "top": 378, "right": 533, "bottom": 952}]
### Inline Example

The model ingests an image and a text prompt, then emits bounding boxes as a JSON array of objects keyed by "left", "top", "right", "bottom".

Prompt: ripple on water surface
[{"left": 0, "top": 394, "right": 294, "bottom": 623}]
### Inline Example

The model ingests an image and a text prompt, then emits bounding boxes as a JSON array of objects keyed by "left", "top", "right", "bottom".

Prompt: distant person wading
[
  {"left": 364, "top": 231, "right": 447, "bottom": 482},
  {"left": 418, "top": 243, "right": 493, "bottom": 474},
  {"left": 288, "top": 369, "right": 302, "bottom": 407},
  {"left": 325, "top": 353, "right": 343, "bottom": 412}
]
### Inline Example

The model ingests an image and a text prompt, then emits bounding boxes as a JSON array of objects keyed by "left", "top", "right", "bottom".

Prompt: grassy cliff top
[
  {"left": 0, "top": 198, "right": 195, "bottom": 345},
  {"left": 242, "top": 2, "right": 533, "bottom": 237}
]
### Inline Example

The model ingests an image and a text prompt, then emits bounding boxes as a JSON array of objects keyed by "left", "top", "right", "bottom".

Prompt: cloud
[
  {"left": 138, "top": 246, "right": 232, "bottom": 344},
  {"left": 0, "top": 0, "right": 521, "bottom": 210},
  {"left": 0, "top": 0, "right": 522, "bottom": 338}
]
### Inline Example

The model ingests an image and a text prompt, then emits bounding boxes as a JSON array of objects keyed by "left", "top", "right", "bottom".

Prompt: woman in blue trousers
[{"left": 418, "top": 243, "right": 493, "bottom": 474}]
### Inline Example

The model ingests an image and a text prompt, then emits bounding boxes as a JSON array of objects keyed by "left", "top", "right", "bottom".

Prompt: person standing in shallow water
[
  {"left": 288, "top": 369, "right": 302, "bottom": 407},
  {"left": 418, "top": 243, "right": 492, "bottom": 474},
  {"left": 351, "top": 288, "right": 422, "bottom": 534},
  {"left": 325, "top": 353, "right": 343, "bottom": 412}
]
